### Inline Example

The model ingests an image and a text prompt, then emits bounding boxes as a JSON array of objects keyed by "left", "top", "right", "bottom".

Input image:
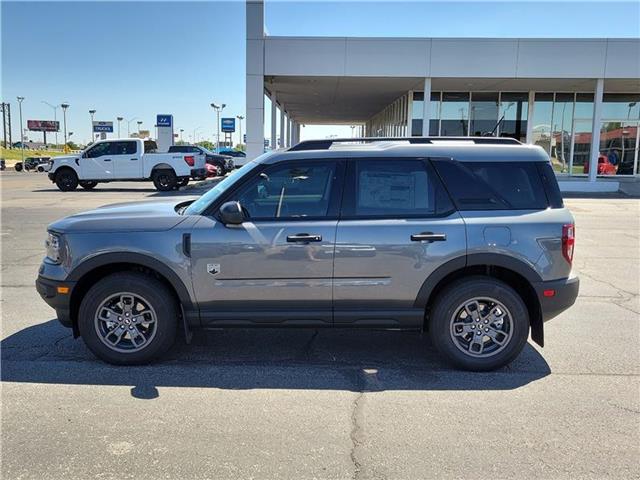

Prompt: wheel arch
[
  {"left": 415, "top": 254, "right": 544, "bottom": 347},
  {"left": 67, "top": 253, "right": 197, "bottom": 340},
  {"left": 151, "top": 163, "right": 175, "bottom": 172}
]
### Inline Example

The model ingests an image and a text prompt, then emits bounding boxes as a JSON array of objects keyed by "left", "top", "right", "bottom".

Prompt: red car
[{"left": 583, "top": 154, "right": 616, "bottom": 175}]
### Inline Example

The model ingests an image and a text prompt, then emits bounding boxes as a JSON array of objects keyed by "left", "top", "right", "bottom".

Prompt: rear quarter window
[{"left": 433, "top": 160, "right": 549, "bottom": 210}]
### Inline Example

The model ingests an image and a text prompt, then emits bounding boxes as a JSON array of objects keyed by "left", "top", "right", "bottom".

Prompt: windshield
[{"left": 184, "top": 161, "right": 259, "bottom": 215}]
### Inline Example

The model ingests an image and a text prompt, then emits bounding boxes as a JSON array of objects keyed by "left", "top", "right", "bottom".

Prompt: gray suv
[{"left": 36, "top": 137, "right": 579, "bottom": 371}]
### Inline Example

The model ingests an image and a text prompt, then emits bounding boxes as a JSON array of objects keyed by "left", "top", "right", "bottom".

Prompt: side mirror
[{"left": 219, "top": 201, "right": 245, "bottom": 225}]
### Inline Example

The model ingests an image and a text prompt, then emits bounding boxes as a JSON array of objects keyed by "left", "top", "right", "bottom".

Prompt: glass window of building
[
  {"left": 441, "top": 92, "right": 469, "bottom": 136},
  {"left": 469, "top": 93, "right": 499, "bottom": 136},
  {"left": 499, "top": 93, "right": 528, "bottom": 142},
  {"left": 532, "top": 93, "right": 554, "bottom": 158},
  {"left": 411, "top": 92, "right": 441, "bottom": 136},
  {"left": 551, "top": 93, "right": 575, "bottom": 174},
  {"left": 574, "top": 93, "right": 594, "bottom": 119},
  {"left": 571, "top": 119, "right": 592, "bottom": 175},
  {"left": 602, "top": 94, "right": 640, "bottom": 120},
  {"left": 429, "top": 92, "right": 441, "bottom": 136}
]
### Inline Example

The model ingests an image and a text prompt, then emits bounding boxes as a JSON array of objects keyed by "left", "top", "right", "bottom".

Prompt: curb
[{"left": 179, "top": 178, "right": 220, "bottom": 192}]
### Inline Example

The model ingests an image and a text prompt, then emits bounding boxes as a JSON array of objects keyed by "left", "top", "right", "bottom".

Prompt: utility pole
[
  {"left": 210, "top": 102, "right": 226, "bottom": 153},
  {"left": 89, "top": 109, "right": 96, "bottom": 143},
  {"left": 117, "top": 117, "right": 123, "bottom": 137},
  {"left": 16, "top": 96, "right": 25, "bottom": 163},
  {"left": 236, "top": 115, "right": 244, "bottom": 149},
  {"left": 0, "top": 102, "right": 11, "bottom": 149},
  {"left": 61, "top": 103, "right": 69, "bottom": 150}
]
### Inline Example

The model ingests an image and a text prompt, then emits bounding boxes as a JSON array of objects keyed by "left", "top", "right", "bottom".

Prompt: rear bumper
[
  {"left": 534, "top": 276, "right": 580, "bottom": 322},
  {"left": 36, "top": 275, "right": 75, "bottom": 328}
]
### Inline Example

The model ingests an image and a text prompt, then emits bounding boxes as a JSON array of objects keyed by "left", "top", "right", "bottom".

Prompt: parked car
[
  {"left": 46, "top": 138, "right": 205, "bottom": 191},
  {"left": 19, "top": 156, "right": 52, "bottom": 172},
  {"left": 0, "top": 159, "right": 5, "bottom": 171},
  {"left": 36, "top": 137, "right": 579, "bottom": 371},
  {"left": 583, "top": 154, "right": 617, "bottom": 175},
  {"left": 168, "top": 145, "right": 233, "bottom": 176},
  {"left": 218, "top": 149, "right": 246, "bottom": 158}
]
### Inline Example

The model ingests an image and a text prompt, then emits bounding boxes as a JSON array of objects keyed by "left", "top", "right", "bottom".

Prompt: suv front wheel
[
  {"left": 77, "top": 272, "right": 178, "bottom": 365},
  {"left": 429, "top": 276, "right": 529, "bottom": 371}
]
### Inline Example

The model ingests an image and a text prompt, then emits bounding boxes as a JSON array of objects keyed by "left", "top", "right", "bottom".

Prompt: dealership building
[{"left": 245, "top": 0, "right": 640, "bottom": 191}]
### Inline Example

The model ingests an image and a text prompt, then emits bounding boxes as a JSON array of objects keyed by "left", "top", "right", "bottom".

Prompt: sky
[{"left": 2, "top": 0, "right": 639, "bottom": 146}]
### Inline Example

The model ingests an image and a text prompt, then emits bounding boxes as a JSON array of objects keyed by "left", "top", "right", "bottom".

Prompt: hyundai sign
[
  {"left": 92, "top": 121, "right": 114, "bottom": 133},
  {"left": 156, "top": 114, "right": 173, "bottom": 128},
  {"left": 27, "top": 120, "right": 59, "bottom": 132},
  {"left": 221, "top": 117, "right": 235, "bottom": 133}
]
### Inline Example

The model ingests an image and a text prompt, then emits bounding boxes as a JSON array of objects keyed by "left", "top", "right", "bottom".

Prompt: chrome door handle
[
  {"left": 287, "top": 233, "right": 322, "bottom": 243},
  {"left": 130, "top": 158, "right": 138, "bottom": 161},
  {"left": 411, "top": 232, "right": 447, "bottom": 242}
]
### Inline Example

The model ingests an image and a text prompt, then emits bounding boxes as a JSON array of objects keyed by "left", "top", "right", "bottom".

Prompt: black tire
[
  {"left": 152, "top": 169, "right": 177, "bottom": 191},
  {"left": 428, "top": 276, "right": 529, "bottom": 371},
  {"left": 14, "top": 162, "right": 23, "bottom": 172},
  {"left": 176, "top": 178, "right": 189, "bottom": 188},
  {"left": 55, "top": 169, "right": 78, "bottom": 191},
  {"left": 79, "top": 181, "right": 98, "bottom": 190},
  {"left": 77, "top": 272, "right": 178, "bottom": 365}
]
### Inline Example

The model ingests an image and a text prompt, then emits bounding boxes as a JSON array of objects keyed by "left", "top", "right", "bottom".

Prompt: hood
[
  {"left": 48, "top": 200, "right": 194, "bottom": 233},
  {"left": 52, "top": 154, "right": 81, "bottom": 163}
]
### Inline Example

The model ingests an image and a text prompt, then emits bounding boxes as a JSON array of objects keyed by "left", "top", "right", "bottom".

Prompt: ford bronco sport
[{"left": 36, "top": 137, "right": 579, "bottom": 371}]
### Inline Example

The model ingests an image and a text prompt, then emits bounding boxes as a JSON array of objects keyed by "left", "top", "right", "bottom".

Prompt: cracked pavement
[{"left": 1, "top": 172, "right": 639, "bottom": 479}]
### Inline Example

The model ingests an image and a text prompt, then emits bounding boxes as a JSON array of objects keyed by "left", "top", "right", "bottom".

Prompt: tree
[
  {"left": 66, "top": 141, "right": 79, "bottom": 150},
  {"left": 196, "top": 140, "right": 215, "bottom": 150}
]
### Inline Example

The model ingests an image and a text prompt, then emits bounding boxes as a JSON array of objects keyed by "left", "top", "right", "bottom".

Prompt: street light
[
  {"left": 60, "top": 103, "right": 70, "bottom": 150},
  {"left": 42, "top": 101, "right": 60, "bottom": 147},
  {"left": 16, "top": 96, "right": 25, "bottom": 163},
  {"left": 136, "top": 121, "right": 143, "bottom": 136},
  {"left": 117, "top": 117, "right": 123, "bottom": 137},
  {"left": 236, "top": 115, "right": 244, "bottom": 148},
  {"left": 179, "top": 128, "right": 184, "bottom": 142},
  {"left": 210, "top": 102, "right": 226, "bottom": 153},
  {"left": 193, "top": 126, "right": 203, "bottom": 144},
  {"left": 126, "top": 117, "right": 138, "bottom": 137},
  {"left": 89, "top": 109, "right": 96, "bottom": 143}
]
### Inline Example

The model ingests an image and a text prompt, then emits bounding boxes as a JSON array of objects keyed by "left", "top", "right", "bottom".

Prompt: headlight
[{"left": 45, "top": 232, "right": 62, "bottom": 264}]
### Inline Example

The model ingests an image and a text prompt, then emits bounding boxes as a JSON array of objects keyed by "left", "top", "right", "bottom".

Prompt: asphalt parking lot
[{"left": 1, "top": 171, "right": 639, "bottom": 479}]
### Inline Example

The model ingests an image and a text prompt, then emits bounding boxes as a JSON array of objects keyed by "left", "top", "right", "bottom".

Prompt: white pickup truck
[{"left": 47, "top": 139, "right": 206, "bottom": 192}]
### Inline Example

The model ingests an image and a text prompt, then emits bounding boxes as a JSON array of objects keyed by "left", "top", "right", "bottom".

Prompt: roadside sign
[
  {"left": 27, "top": 120, "right": 59, "bottom": 132},
  {"left": 221, "top": 118, "right": 235, "bottom": 133},
  {"left": 156, "top": 114, "right": 173, "bottom": 128},
  {"left": 92, "top": 121, "right": 114, "bottom": 133}
]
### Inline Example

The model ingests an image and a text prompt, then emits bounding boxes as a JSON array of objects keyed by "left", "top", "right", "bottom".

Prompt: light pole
[
  {"left": 193, "top": 126, "right": 203, "bottom": 144},
  {"left": 136, "top": 121, "right": 143, "bottom": 136},
  {"left": 117, "top": 117, "right": 123, "bottom": 137},
  {"left": 88, "top": 109, "right": 96, "bottom": 143},
  {"left": 236, "top": 115, "right": 244, "bottom": 149},
  {"left": 126, "top": 117, "right": 138, "bottom": 137},
  {"left": 16, "top": 96, "right": 25, "bottom": 163},
  {"left": 60, "top": 103, "right": 69, "bottom": 150},
  {"left": 179, "top": 128, "right": 184, "bottom": 142},
  {"left": 210, "top": 102, "right": 226, "bottom": 153},
  {"left": 42, "top": 101, "right": 60, "bottom": 147}
]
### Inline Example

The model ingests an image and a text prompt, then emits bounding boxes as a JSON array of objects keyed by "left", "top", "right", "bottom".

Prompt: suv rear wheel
[
  {"left": 77, "top": 272, "right": 178, "bottom": 365},
  {"left": 55, "top": 169, "right": 79, "bottom": 191},
  {"left": 429, "top": 276, "right": 529, "bottom": 371},
  {"left": 152, "top": 169, "right": 177, "bottom": 191}
]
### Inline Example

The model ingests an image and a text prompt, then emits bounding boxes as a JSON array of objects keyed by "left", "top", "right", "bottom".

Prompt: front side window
[
  {"left": 85, "top": 142, "right": 111, "bottom": 158},
  {"left": 345, "top": 159, "right": 451, "bottom": 217},
  {"left": 234, "top": 161, "right": 337, "bottom": 219}
]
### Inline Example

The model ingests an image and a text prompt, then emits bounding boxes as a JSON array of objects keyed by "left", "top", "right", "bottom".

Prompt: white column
[
  {"left": 407, "top": 91, "right": 414, "bottom": 136},
  {"left": 245, "top": 0, "right": 265, "bottom": 161},
  {"left": 279, "top": 107, "right": 285, "bottom": 147},
  {"left": 526, "top": 91, "right": 535, "bottom": 144},
  {"left": 270, "top": 91, "right": 277, "bottom": 151},
  {"left": 422, "top": 78, "right": 432, "bottom": 137},
  {"left": 588, "top": 78, "right": 604, "bottom": 183},
  {"left": 295, "top": 123, "right": 301, "bottom": 143},
  {"left": 286, "top": 117, "right": 292, "bottom": 147}
]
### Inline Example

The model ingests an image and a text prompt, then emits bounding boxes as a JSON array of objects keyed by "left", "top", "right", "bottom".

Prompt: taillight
[
  {"left": 184, "top": 155, "right": 195, "bottom": 167},
  {"left": 562, "top": 224, "right": 575, "bottom": 264}
]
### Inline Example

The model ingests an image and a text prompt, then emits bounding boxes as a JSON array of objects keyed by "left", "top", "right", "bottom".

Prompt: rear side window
[
  {"left": 111, "top": 141, "right": 137, "bottom": 155},
  {"left": 343, "top": 159, "right": 453, "bottom": 218},
  {"left": 433, "top": 160, "right": 548, "bottom": 210}
]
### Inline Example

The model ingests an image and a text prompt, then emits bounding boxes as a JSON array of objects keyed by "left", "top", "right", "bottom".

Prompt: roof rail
[{"left": 288, "top": 136, "right": 521, "bottom": 151}]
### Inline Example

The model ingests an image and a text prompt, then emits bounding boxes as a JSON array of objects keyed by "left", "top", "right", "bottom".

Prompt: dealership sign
[
  {"left": 92, "top": 121, "right": 114, "bottom": 133},
  {"left": 221, "top": 117, "right": 235, "bottom": 132},
  {"left": 27, "top": 120, "right": 59, "bottom": 132},
  {"left": 156, "top": 114, "right": 173, "bottom": 128}
]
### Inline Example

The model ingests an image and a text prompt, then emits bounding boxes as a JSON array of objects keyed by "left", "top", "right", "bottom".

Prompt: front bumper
[
  {"left": 534, "top": 276, "right": 580, "bottom": 322},
  {"left": 36, "top": 275, "right": 75, "bottom": 328},
  {"left": 190, "top": 168, "right": 206, "bottom": 179},
  {"left": 47, "top": 172, "right": 55, "bottom": 182}
]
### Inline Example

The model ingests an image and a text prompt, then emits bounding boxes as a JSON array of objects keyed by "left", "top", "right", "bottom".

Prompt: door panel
[
  {"left": 112, "top": 141, "right": 142, "bottom": 178},
  {"left": 333, "top": 158, "right": 466, "bottom": 328},
  {"left": 190, "top": 159, "right": 343, "bottom": 326},
  {"left": 79, "top": 141, "right": 114, "bottom": 180}
]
